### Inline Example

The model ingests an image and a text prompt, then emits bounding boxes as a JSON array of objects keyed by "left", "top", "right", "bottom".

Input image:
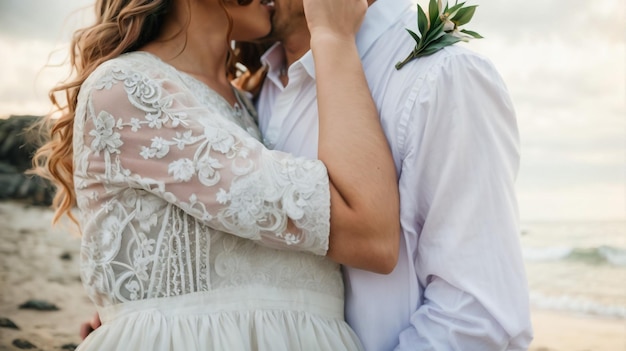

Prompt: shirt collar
[
  {"left": 260, "top": 42, "right": 286, "bottom": 88},
  {"left": 356, "top": 0, "right": 414, "bottom": 57},
  {"left": 299, "top": 51, "right": 316, "bottom": 80},
  {"left": 260, "top": 42, "right": 316, "bottom": 85}
]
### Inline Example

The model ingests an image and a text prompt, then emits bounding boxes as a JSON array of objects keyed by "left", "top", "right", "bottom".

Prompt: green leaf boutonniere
[{"left": 395, "top": 0, "right": 483, "bottom": 70}]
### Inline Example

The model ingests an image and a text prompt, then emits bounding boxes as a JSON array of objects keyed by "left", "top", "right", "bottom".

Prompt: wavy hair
[{"left": 34, "top": 0, "right": 248, "bottom": 226}]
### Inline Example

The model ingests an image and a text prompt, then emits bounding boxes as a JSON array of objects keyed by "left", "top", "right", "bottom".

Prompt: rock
[
  {"left": 0, "top": 115, "right": 55, "bottom": 206},
  {"left": 0, "top": 116, "right": 43, "bottom": 171},
  {"left": 18, "top": 299, "right": 60, "bottom": 311},
  {"left": 0, "top": 317, "right": 19, "bottom": 329},
  {"left": 61, "top": 343, "right": 79, "bottom": 350},
  {"left": 0, "top": 162, "right": 18, "bottom": 173},
  {"left": 0, "top": 173, "right": 23, "bottom": 199},
  {"left": 12, "top": 339, "right": 37, "bottom": 349},
  {"left": 60, "top": 252, "right": 72, "bottom": 261},
  {"left": 0, "top": 165, "right": 54, "bottom": 205}
]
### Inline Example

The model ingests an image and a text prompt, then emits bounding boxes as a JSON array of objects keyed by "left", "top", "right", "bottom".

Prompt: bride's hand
[{"left": 303, "top": 0, "right": 368, "bottom": 42}]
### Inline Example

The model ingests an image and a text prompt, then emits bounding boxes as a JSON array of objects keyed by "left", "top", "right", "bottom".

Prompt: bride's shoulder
[{"left": 85, "top": 51, "right": 171, "bottom": 86}]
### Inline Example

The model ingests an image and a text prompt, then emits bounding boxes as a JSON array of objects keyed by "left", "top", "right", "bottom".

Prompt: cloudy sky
[{"left": 0, "top": 0, "right": 624, "bottom": 222}]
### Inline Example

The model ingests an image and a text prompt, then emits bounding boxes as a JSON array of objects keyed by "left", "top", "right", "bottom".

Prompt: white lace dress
[{"left": 73, "top": 52, "right": 362, "bottom": 350}]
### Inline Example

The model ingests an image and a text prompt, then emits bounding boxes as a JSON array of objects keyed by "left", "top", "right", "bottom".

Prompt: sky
[{"left": 0, "top": 0, "right": 624, "bottom": 222}]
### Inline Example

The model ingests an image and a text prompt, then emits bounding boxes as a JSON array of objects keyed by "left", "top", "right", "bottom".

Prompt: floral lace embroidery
[{"left": 73, "top": 52, "right": 342, "bottom": 307}]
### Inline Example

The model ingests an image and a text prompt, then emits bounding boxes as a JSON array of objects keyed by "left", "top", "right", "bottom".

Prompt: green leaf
[
  {"left": 453, "top": 5, "right": 477, "bottom": 26},
  {"left": 429, "top": 0, "right": 440, "bottom": 27},
  {"left": 421, "top": 30, "right": 445, "bottom": 50},
  {"left": 432, "top": 33, "right": 464, "bottom": 47},
  {"left": 422, "top": 20, "right": 445, "bottom": 46},
  {"left": 417, "top": 34, "right": 462, "bottom": 57},
  {"left": 406, "top": 28, "right": 421, "bottom": 44},
  {"left": 446, "top": 2, "right": 466, "bottom": 17},
  {"left": 460, "top": 29, "right": 483, "bottom": 39},
  {"left": 417, "top": 4, "right": 428, "bottom": 35}
]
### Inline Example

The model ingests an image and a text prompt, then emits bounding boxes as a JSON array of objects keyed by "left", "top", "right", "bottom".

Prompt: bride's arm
[
  {"left": 305, "top": 0, "right": 401, "bottom": 274},
  {"left": 80, "top": 62, "right": 332, "bottom": 255}
]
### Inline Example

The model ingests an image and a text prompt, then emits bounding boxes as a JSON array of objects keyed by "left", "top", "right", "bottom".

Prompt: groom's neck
[{"left": 281, "top": 22, "right": 311, "bottom": 68}]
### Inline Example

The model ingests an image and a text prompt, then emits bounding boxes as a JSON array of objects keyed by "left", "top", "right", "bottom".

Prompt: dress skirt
[{"left": 77, "top": 286, "right": 363, "bottom": 351}]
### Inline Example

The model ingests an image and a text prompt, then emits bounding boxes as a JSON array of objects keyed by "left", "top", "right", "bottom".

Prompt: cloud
[
  {"left": 0, "top": 32, "right": 75, "bottom": 116},
  {"left": 0, "top": 0, "right": 89, "bottom": 116},
  {"left": 0, "top": 0, "right": 93, "bottom": 41},
  {"left": 473, "top": 0, "right": 624, "bottom": 44},
  {"left": 466, "top": 0, "right": 626, "bottom": 220}
]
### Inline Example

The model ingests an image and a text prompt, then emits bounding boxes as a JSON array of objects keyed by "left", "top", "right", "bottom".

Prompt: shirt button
[
  {"left": 264, "top": 131, "right": 279, "bottom": 147},
  {"left": 263, "top": 137, "right": 275, "bottom": 148}
]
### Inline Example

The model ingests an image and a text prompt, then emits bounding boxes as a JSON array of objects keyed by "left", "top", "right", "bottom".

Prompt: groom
[{"left": 255, "top": 0, "right": 533, "bottom": 349}]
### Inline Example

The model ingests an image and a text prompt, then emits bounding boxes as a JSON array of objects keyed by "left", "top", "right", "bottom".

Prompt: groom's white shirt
[{"left": 257, "top": 0, "right": 534, "bottom": 349}]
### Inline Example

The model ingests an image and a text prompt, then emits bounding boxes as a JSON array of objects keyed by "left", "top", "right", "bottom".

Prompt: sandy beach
[
  {"left": 529, "top": 310, "right": 626, "bottom": 351},
  {"left": 0, "top": 200, "right": 625, "bottom": 350},
  {"left": 0, "top": 201, "right": 93, "bottom": 350}
]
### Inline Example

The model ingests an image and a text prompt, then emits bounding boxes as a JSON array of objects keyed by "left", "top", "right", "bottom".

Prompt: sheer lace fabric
[{"left": 73, "top": 52, "right": 360, "bottom": 350}]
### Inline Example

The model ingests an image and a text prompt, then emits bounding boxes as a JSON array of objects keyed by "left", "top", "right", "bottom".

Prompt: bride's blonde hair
[{"left": 34, "top": 0, "right": 241, "bottom": 225}]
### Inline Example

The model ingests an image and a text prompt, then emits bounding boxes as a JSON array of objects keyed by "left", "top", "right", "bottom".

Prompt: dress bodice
[{"left": 73, "top": 52, "right": 343, "bottom": 308}]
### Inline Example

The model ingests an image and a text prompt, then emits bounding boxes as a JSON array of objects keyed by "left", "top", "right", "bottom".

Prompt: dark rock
[
  {"left": 0, "top": 173, "right": 22, "bottom": 199},
  {"left": 0, "top": 162, "right": 18, "bottom": 173},
  {"left": 0, "top": 166, "right": 54, "bottom": 205},
  {"left": 59, "top": 252, "right": 72, "bottom": 261},
  {"left": 0, "top": 317, "right": 19, "bottom": 329},
  {"left": 18, "top": 299, "right": 60, "bottom": 311},
  {"left": 12, "top": 339, "right": 36, "bottom": 349},
  {"left": 0, "top": 115, "right": 55, "bottom": 206},
  {"left": 61, "top": 343, "right": 79, "bottom": 350},
  {"left": 0, "top": 116, "right": 43, "bottom": 171}
]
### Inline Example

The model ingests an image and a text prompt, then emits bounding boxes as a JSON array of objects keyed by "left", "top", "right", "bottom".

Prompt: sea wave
[
  {"left": 530, "top": 292, "right": 626, "bottom": 319},
  {"left": 523, "top": 245, "right": 626, "bottom": 267}
]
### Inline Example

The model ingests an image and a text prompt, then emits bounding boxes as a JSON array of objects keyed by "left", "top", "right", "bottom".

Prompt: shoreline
[{"left": 530, "top": 309, "right": 626, "bottom": 351}]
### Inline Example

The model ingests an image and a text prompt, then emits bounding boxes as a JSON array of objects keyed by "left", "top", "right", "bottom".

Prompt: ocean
[{"left": 521, "top": 221, "right": 626, "bottom": 319}]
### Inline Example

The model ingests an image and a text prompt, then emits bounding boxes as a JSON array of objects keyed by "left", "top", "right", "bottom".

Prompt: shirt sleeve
[
  {"left": 395, "top": 50, "right": 533, "bottom": 350},
  {"left": 79, "top": 61, "right": 330, "bottom": 256}
]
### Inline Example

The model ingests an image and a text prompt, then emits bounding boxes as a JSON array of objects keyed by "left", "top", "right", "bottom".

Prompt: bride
[{"left": 34, "top": 0, "right": 400, "bottom": 349}]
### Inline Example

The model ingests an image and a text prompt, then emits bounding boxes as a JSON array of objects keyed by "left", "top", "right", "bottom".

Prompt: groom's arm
[{"left": 396, "top": 49, "right": 533, "bottom": 350}]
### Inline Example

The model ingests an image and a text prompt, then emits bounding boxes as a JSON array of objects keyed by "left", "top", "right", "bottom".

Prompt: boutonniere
[{"left": 395, "top": 0, "right": 483, "bottom": 70}]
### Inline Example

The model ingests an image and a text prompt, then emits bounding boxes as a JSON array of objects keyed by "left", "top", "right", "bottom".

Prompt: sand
[
  {"left": 529, "top": 310, "right": 626, "bottom": 351},
  {"left": 0, "top": 200, "right": 624, "bottom": 350},
  {"left": 0, "top": 201, "right": 93, "bottom": 350}
]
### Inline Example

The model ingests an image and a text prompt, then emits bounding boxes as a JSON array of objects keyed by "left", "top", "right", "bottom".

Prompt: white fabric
[
  {"left": 257, "top": 0, "right": 533, "bottom": 350},
  {"left": 73, "top": 51, "right": 362, "bottom": 350},
  {"left": 79, "top": 286, "right": 357, "bottom": 351}
]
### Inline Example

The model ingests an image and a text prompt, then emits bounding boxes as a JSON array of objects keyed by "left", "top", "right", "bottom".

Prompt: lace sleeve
[{"left": 79, "top": 61, "right": 330, "bottom": 255}]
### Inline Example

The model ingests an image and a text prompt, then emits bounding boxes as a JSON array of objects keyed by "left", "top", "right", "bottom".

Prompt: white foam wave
[
  {"left": 523, "top": 245, "right": 626, "bottom": 267},
  {"left": 599, "top": 246, "right": 626, "bottom": 267},
  {"left": 523, "top": 246, "right": 572, "bottom": 262},
  {"left": 530, "top": 292, "right": 626, "bottom": 319}
]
